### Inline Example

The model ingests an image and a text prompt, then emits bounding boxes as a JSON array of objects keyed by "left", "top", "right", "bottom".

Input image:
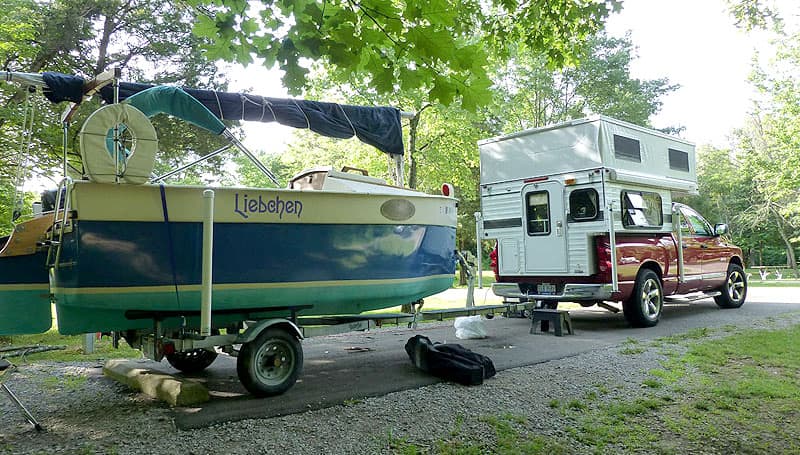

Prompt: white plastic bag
[{"left": 454, "top": 315, "right": 487, "bottom": 340}]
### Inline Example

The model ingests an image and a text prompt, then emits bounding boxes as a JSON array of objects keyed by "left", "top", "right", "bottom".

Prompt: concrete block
[{"left": 104, "top": 359, "right": 209, "bottom": 406}]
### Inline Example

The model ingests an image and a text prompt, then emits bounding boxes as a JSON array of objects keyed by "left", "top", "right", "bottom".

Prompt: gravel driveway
[{"left": 2, "top": 310, "right": 799, "bottom": 454}]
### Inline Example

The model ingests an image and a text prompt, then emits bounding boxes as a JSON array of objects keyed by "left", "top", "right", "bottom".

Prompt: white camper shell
[{"left": 479, "top": 115, "right": 697, "bottom": 283}]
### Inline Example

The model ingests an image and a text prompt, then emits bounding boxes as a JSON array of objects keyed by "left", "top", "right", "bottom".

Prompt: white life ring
[{"left": 78, "top": 104, "right": 158, "bottom": 184}]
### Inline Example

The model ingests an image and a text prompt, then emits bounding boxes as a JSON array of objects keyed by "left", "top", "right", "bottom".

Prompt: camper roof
[{"left": 478, "top": 115, "right": 697, "bottom": 193}]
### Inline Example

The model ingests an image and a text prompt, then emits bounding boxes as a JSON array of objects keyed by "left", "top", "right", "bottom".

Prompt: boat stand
[{"left": 0, "top": 358, "right": 44, "bottom": 432}]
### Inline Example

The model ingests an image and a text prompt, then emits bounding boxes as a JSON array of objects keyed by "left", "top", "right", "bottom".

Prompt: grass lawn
[{"left": 388, "top": 323, "right": 800, "bottom": 454}]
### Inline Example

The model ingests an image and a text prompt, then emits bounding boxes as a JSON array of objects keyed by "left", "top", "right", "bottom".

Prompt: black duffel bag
[{"left": 404, "top": 335, "right": 496, "bottom": 386}]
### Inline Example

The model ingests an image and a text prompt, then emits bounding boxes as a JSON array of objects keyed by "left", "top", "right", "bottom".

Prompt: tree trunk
[
  {"left": 401, "top": 106, "right": 427, "bottom": 313},
  {"left": 771, "top": 207, "right": 799, "bottom": 278}
]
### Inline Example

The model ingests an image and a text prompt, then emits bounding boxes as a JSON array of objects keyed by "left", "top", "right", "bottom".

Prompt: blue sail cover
[
  {"left": 37, "top": 72, "right": 404, "bottom": 156},
  {"left": 100, "top": 82, "right": 404, "bottom": 156}
]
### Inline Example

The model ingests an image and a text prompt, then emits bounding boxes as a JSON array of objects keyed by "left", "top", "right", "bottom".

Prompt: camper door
[{"left": 522, "top": 181, "right": 567, "bottom": 274}]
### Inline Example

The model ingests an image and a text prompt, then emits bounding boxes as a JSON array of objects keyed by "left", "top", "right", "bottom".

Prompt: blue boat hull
[
  {"left": 0, "top": 251, "right": 52, "bottom": 334},
  {"left": 52, "top": 221, "right": 456, "bottom": 334}
]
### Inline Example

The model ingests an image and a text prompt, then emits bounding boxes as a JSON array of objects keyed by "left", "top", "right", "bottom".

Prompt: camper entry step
[{"left": 530, "top": 309, "right": 574, "bottom": 336}]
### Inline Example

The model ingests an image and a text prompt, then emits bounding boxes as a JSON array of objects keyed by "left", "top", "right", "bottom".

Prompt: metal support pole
[
  {"left": 474, "top": 212, "right": 483, "bottom": 288},
  {"left": 1, "top": 384, "right": 44, "bottom": 431},
  {"left": 602, "top": 169, "right": 619, "bottom": 292},
  {"left": 223, "top": 131, "right": 280, "bottom": 186},
  {"left": 674, "top": 205, "right": 685, "bottom": 283},
  {"left": 61, "top": 121, "right": 69, "bottom": 178},
  {"left": 456, "top": 251, "right": 476, "bottom": 307},
  {"left": 200, "top": 189, "right": 215, "bottom": 337},
  {"left": 82, "top": 333, "right": 95, "bottom": 354}
]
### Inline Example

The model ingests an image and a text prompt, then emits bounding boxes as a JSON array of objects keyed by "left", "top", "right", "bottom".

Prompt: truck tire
[
  {"left": 714, "top": 263, "right": 747, "bottom": 308},
  {"left": 623, "top": 269, "right": 663, "bottom": 328}
]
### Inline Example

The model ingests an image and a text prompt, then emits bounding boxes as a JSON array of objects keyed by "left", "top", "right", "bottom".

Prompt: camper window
[
  {"left": 526, "top": 191, "right": 550, "bottom": 235},
  {"left": 669, "top": 148, "right": 690, "bottom": 171},
  {"left": 569, "top": 188, "right": 599, "bottom": 221},
  {"left": 621, "top": 190, "right": 662, "bottom": 228},
  {"left": 613, "top": 135, "right": 642, "bottom": 162}
]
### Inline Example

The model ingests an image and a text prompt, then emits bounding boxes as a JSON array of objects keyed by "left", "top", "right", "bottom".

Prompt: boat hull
[
  {"left": 49, "top": 182, "right": 457, "bottom": 334},
  {"left": 0, "top": 251, "right": 52, "bottom": 334}
]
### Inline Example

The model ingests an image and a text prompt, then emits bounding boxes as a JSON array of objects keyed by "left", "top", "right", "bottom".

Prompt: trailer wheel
[
  {"left": 166, "top": 349, "right": 218, "bottom": 373},
  {"left": 237, "top": 328, "right": 303, "bottom": 397},
  {"left": 623, "top": 269, "right": 663, "bottom": 328},
  {"left": 714, "top": 263, "right": 747, "bottom": 309}
]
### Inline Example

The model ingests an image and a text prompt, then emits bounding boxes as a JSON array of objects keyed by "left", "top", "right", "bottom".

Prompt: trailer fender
[{"left": 236, "top": 319, "right": 304, "bottom": 344}]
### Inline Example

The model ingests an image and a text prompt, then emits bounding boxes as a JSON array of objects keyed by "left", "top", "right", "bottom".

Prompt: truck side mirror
[{"left": 714, "top": 223, "right": 728, "bottom": 236}]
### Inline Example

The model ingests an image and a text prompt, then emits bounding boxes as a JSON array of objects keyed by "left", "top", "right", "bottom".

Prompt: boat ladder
[{"left": 44, "top": 177, "right": 74, "bottom": 269}]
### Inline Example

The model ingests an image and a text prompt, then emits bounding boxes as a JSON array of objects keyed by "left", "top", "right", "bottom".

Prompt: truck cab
[{"left": 480, "top": 116, "right": 746, "bottom": 327}]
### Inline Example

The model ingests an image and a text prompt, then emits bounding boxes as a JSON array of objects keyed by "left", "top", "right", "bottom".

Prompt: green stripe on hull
[
  {"left": 0, "top": 288, "right": 53, "bottom": 335},
  {"left": 54, "top": 276, "right": 452, "bottom": 335}
]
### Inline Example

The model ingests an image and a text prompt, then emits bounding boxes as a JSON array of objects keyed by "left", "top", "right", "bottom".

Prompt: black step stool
[
  {"left": 0, "top": 358, "right": 44, "bottom": 432},
  {"left": 530, "top": 309, "right": 574, "bottom": 336}
]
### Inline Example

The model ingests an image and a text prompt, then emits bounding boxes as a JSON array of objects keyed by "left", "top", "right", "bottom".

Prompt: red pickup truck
[
  {"left": 490, "top": 202, "right": 747, "bottom": 327},
  {"left": 480, "top": 116, "right": 749, "bottom": 327}
]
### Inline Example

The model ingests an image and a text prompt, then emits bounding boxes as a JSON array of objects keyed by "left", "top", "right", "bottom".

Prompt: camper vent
[
  {"left": 668, "top": 148, "right": 690, "bottom": 172},
  {"left": 613, "top": 134, "right": 641, "bottom": 162}
]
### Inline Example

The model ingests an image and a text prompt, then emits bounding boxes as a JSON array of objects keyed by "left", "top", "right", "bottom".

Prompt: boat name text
[{"left": 234, "top": 193, "right": 303, "bottom": 220}]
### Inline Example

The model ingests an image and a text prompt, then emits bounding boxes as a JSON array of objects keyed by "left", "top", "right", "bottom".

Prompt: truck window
[
  {"left": 621, "top": 190, "right": 662, "bottom": 228},
  {"left": 526, "top": 191, "right": 550, "bottom": 235},
  {"left": 569, "top": 188, "right": 599, "bottom": 221},
  {"left": 680, "top": 206, "right": 714, "bottom": 236}
]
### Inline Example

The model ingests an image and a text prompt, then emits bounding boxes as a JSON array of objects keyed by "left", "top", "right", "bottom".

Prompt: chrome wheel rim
[
  {"left": 254, "top": 339, "right": 295, "bottom": 386},
  {"left": 641, "top": 278, "right": 662, "bottom": 320},
  {"left": 727, "top": 270, "right": 746, "bottom": 302}
]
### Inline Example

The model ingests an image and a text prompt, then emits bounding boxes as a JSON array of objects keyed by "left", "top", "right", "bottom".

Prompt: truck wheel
[
  {"left": 623, "top": 269, "right": 663, "bottom": 328},
  {"left": 166, "top": 349, "right": 218, "bottom": 374},
  {"left": 237, "top": 328, "right": 303, "bottom": 397},
  {"left": 714, "top": 264, "right": 747, "bottom": 308}
]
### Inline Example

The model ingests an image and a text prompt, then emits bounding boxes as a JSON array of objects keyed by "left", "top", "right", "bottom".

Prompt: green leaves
[{"left": 189, "top": 0, "right": 619, "bottom": 110}]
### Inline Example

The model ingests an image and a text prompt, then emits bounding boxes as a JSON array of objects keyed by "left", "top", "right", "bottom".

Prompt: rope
[
  {"left": 291, "top": 99, "right": 311, "bottom": 129},
  {"left": 213, "top": 91, "right": 224, "bottom": 120},
  {"left": 159, "top": 185, "right": 182, "bottom": 308},
  {"left": 337, "top": 103, "right": 358, "bottom": 138},
  {"left": 10, "top": 88, "right": 36, "bottom": 226}
]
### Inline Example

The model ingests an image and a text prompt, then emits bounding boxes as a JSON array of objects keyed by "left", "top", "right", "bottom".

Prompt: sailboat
[{"left": 0, "top": 70, "right": 457, "bottom": 395}]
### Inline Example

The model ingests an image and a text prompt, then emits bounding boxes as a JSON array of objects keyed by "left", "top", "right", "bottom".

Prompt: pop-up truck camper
[{"left": 480, "top": 116, "right": 747, "bottom": 327}]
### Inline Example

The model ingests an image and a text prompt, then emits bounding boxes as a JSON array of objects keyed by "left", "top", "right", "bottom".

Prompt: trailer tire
[
  {"left": 714, "top": 263, "right": 747, "bottom": 309},
  {"left": 237, "top": 327, "right": 303, "bottom": 397},
  {"left": 166, "top": 349, "right": 218, "bottom": 374},
  {"left": 623, "top": 269, "right": 663, "bottom": 328}
]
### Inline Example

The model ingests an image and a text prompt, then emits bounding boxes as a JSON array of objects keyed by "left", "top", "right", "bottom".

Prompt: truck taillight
[
  {"left": 489, "top": 242, "right": 499, "bottom": 282},
  {"left": 596, "top": 238, "right": 612, "bottom": 274}
]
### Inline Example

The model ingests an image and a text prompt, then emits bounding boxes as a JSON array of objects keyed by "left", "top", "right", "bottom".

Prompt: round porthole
[{"left": 380, "top": 199, "right": 416, "bottom": 221}]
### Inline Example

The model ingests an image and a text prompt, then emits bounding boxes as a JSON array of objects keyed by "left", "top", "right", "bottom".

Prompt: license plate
[{"left": 537, "top": 283, "right": 556, "bottom": 295}]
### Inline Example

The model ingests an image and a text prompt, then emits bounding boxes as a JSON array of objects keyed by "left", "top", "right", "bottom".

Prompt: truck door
[
  {"left": 522, "top": 180, "right": 568, "bottom": 274},
  {"left": 679, "top": 205, "right": 728, "bottom": 287}
]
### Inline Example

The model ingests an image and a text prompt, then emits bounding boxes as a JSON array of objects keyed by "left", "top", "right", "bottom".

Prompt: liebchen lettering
[{"left": 234, "top": 193, "right": 303, "bottom": 220}]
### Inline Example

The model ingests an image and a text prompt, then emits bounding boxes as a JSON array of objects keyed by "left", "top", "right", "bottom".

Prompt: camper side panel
[
  {"left": 481, "top": 184, "right": 525, "bottom": 276},
  {"left": 479, "top": 121, "right": 602, "bottom": 185},
  {"left": 598, "top": 120, "right": 696, "bottom": 190}
]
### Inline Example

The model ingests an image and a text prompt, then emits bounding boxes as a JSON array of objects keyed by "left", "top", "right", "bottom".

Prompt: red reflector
[
  {"left": 163, "top": 343, "right": 175, "bottom": 356},
  {"left": 441, "top": 183, "right": 454, "bottom": 197},
  {"left": 523, "top": 176, "right": 548, "bottom": 183}
]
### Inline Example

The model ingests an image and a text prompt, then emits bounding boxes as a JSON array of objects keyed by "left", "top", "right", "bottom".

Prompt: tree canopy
[{"left": 189, "top": 0, "right": 620, "bottom": 110}]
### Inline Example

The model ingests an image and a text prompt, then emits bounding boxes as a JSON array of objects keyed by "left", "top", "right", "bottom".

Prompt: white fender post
[
  {"left": 201, "top": 189, "right": 215, "bottom": 337},
  {"left": 474, "top": 212, "right": 483, "bottom": 289}
]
